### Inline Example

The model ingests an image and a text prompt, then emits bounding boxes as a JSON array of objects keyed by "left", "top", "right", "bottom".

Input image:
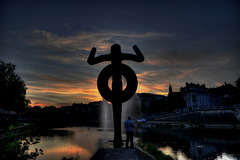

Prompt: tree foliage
[
  {"left": 0, "top": 125, "right": 43, "bottom": 160},
  {"left": 0, "top": 59, "right": 30, "bottom": 114},
  {"left": 236, "top": 76, "right": 240, "bottom": 103},
  {"left": 236, "top": 76, "right": 240, "bottom": 90}
]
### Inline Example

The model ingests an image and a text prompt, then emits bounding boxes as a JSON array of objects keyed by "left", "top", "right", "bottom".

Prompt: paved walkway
[
  {"left": 90, "top": 148, "right": 147, "bottom": 160},
  {"left": 90, "top": 142, "right": 152, "bottom": 160}
]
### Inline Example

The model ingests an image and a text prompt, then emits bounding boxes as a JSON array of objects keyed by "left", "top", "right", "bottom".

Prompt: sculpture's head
[
  {"left": 111, "top": 44, "right": 121, "bottom": 54},
  {"left": 111, "top": 44, "right": 122, "bottom": 64}
]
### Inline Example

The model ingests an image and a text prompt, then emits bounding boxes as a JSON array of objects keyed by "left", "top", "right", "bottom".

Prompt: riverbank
[
  {"left": 137, "top": 127, "right": 240, "bottom": 159},
  {"left": 0, "top": 123, "right": 34, "bottom": 140},
  {"left": 139, "top": 120, "right": 240, "bottom": 129},
  {"left": 90, "top": 141, "right": 155, "bottom": 160}
]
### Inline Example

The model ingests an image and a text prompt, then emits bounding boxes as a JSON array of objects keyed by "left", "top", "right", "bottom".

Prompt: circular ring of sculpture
[{"left": 97, "top": 64, "right": 138, "bottom": 102}]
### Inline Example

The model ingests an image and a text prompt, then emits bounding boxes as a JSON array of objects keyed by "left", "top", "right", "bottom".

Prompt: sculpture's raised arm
[
  {"left": 87, "top": 47, "right": 111, "bottom": 65},
  {"left": 122, "top": 45, "right": 144, "bottom": 62},
  {"left": 88, "top": 44, "right": 144, "bottom": 65}
]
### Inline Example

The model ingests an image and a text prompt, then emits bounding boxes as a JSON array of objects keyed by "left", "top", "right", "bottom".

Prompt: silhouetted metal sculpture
[{"left": 88, "top": 44, "right": 144, "bottom": 148}]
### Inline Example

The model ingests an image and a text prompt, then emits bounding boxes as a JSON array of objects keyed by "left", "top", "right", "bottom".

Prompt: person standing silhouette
[{"left": 124, "top": 116, "right": 135, "bottom": 149}]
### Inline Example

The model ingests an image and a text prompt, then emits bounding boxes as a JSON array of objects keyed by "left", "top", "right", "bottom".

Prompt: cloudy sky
[{"left": 1, "top": 0, "right": 240, "bottom": 107}]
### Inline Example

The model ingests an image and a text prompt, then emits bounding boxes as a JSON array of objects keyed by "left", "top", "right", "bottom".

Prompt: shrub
[{"left": 0, "top": 125, "right": 43, "bottom": 160}]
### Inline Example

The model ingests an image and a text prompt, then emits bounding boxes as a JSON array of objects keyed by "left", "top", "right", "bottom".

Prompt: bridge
[{"left": 142, "top": 106, "right": 240, "bottom": 128}]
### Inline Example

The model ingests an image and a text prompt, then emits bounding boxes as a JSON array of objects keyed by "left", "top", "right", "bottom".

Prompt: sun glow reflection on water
[
  {"left": 215, "top": 153, "right": 238, "bottom": 160},
  {"left": 159, "top": 146, "right": 189, "bottom": 160},
  {"left": 29, "top": 127, "right": 113, "bottom": 160},
  {"left": 159, "top": 146, "right": 238, "bottom": 160},
  {"left": 42, "top": 145, "right": 91, "bottom": 160}
]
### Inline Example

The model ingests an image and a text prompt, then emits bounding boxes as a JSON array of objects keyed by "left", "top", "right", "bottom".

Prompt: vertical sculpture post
[
  {"left": 112, "top": 56, "right": 123, "bottom": 148},
  {"left": 87, "top": 44, "right": 144, "bottom": 148}
]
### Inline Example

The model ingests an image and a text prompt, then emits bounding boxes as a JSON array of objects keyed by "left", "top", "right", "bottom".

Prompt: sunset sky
[{"left": 1, "top": 0, "right": 240, "bottom": 107}]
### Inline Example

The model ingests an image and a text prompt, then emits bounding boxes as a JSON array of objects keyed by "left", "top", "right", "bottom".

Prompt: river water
[
  {"left": 139, "top": 127, "right": 240, "bottom": 160},
  {"left": 29, "top": 127, "right": 113, "bottom": 160},
  {"left": 29, "top": 127, "right": 240, "bottom": 160}
]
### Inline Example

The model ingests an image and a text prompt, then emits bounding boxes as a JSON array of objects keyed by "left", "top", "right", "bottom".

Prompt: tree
[
  {"left": 236, "top": 76, "right": 240, "bottom": 103},
  {"left": 0, "top": 59, "right": 30, "bottom": 114},
  {"left": 236, "top": 76, "right": 240, "bottom": 91}
]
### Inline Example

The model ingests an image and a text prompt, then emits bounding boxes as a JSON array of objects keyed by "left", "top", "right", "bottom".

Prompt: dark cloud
[{"left": 1, "top": 0, "right": 239, "bottom": 107}]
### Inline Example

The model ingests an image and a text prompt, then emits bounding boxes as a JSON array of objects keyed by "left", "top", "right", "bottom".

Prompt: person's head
[{"left": 128, "top": 116, "right": 131, "bottom": 120}]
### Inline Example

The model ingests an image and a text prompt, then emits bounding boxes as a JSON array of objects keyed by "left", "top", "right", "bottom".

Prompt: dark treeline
[{"left": 20, "top": 101, "right": 101, "bottom": 127}]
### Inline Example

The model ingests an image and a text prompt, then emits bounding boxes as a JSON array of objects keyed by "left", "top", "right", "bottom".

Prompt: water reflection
[
  {"left": 29, "top": 127, "right": 113, "bottom": 160},
  {"left": 29, "top": 127, "right": 240, "bottom": 160},
  {"left": 159, "top": 146, "right": 189, "bottom": 160},
  {"left": 43, "top": 145, "right": 90, "bottom": 160},
  {"left": 215, "top": 153, "right": 238, "bottom": 160},
  {"left": 140, "top": 128, "right": 240, "bottom": 160}
]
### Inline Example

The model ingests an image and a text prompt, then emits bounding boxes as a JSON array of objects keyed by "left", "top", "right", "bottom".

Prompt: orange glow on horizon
[
  {"left": 27, "top": 85, "right": 99, "bottom": 95},
  {"left": 26, "top": 73, "right": 169, "bottom": 107},
  {"left": 137, "top": 84, "right": 168, "bottom": 96},
  {"left": 137, "top": 72, "right": 169, "bottom": 96},
  {"left": 215, "top": 82, "right": 223, "bottom": 87},
  {"left": 30, "top": 102, "right": 50, "bottom": 108}
]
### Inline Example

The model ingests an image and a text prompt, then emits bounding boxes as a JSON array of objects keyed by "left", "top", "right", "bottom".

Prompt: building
[
  {"left": 168, "top": 85, "right": 185, "bottom": 111},
  {"left": 180, "top": 82, "right": 222, "bottom": 110},
  {"left": 88, "top": 101, "right": 101, "bottom": 120},
  {"left": 181, "top": 83, "right": 210, "bottom": 109},
  {"left": 210, "top": 82, "right": 238, "bottom": 106},
  {"left": 137, "top": 93, "right": 167, "bottom": 112}
]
